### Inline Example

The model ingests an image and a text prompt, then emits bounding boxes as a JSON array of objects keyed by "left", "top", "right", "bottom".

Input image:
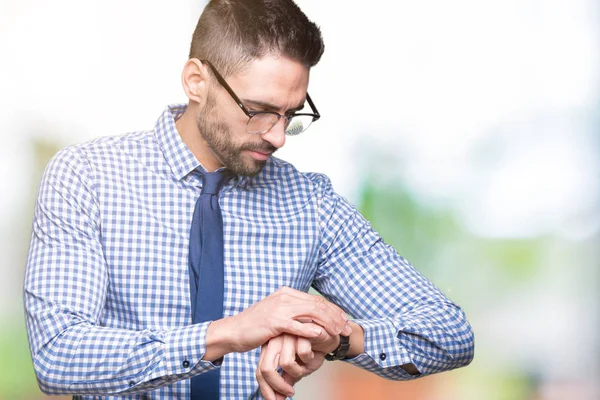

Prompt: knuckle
[
  {"left": 288, "top": 369, "right": 303, "bottom": 378},
  {"left": 298, "top": 348, "right": 311, "bottom": 358},
  {"left": 314, "top": 303, "right": 327, "bottom": 314},
  {"left": 281, "top": 319, "right": 294, "bottom": 331},
  {"left": 260, "top": 365, "right": 271, "bottom": 375},
  {"left": 280, "top": 354, "right": 294, "bottom": 367},
  {"left": 278, "top": 293, "right": 290, "bottom": 302}
]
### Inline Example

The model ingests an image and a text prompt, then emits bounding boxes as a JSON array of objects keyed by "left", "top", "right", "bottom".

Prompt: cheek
[
  {"left": 216, "top": 105, "right": 248, "bottom": 137},
  {"left": 213, "top": 89, "right": 248, "bottom": 128},
  {"left": 205, "top": 93, "right": 252, "bottom": 144},
  {"left": 229, "top": 112, "right": 251, "bottom": 136}
]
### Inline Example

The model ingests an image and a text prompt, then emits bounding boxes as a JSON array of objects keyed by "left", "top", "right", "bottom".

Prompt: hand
[
  {"left": 256, "top": 324, "right": 343, "bottom": 400},
  {"left": 204, "top": 287, "right": 351, "bottom": 361},
  {"left": 256, "top": 334, "right": 326, "bottom": 400}
]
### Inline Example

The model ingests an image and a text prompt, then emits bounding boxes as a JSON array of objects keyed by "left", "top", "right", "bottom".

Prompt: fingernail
[
  {"left": 275, "top": 354, "right": 280, "bottom": 366},
  {"left": 341, "top": 312, "right": 349, "bottom": 321},
  {"left": 311, "top": 326, "right": 322, "bottom": 336},
  {"left": 336, "top": 326, "right": 342, "bottom": 334}
]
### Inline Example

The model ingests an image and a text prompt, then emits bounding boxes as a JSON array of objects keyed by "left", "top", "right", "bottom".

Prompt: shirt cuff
[
  {"left": 343, "top": 318, "right": 418, "bottom": 379},
  {"left": 148, "top": 322, "right": 220, "bottom": 382}
]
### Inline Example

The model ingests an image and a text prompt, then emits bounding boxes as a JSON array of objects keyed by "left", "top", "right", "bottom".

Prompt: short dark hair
[{"left": 189, "top": 0, "right": 324, "bottom": 77}]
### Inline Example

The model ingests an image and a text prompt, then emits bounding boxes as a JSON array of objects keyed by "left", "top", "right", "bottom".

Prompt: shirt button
[
  {"left": 129, "top": 381, "right": 135, "bottom": 387},
  {"left": 182, "top": 360, "right": 190, "bottom": 368},
  {"left": 379, "top": 353, "right": 387, "bottom": 361}
]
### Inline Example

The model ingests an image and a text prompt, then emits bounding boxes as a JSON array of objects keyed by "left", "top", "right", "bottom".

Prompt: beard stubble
[{"left": 196, "top": 94, "right": 276, "bottom": 177}]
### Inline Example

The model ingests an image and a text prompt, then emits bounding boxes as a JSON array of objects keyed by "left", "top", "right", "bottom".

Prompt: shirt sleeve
[
  {"left": 23, "top": 148, "right": 218, "bottom": 395},
  {"left": 310, "top": 174, "right": 474, "bottom": 380}
]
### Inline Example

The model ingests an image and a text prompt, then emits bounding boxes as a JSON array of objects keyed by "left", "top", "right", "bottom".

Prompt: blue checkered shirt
[{"left": 24, "top": 104, "right": 474, "bottom": 399}]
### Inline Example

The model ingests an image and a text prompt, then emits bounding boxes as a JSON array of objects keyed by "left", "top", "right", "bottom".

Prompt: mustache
[{"left": 240, "top": 143, "right": 277, "bottom": 154}]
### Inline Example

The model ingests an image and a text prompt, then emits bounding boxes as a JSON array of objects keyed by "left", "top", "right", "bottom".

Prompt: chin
[
  {"left": 243, "top": 162, "right": 267, "bottom": 177},
  {"left": 228, "top": 157, "right": 267, "bottom": 177}
]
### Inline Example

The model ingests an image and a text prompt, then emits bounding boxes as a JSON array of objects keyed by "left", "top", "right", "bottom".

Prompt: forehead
[{"left": 226, "top": 55, "right": 310, "bottom": 109}]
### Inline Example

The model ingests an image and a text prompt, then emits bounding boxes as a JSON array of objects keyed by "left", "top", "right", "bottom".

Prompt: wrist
[
  {"left": 325, "top": 334, "right": 350, "bottom": 361},
  {"left": 203, "top": 317, "right": 236, "bottom": 361},
  {"left": 345, "top": 321, "right": 365, "bottom": 358}
]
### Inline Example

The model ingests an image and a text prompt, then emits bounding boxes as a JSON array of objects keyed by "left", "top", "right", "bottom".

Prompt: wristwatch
[{"left": 325, "top": 335, "right": 350, "bottom": 361}]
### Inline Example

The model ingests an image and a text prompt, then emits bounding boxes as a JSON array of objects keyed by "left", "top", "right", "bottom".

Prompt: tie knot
[{"left": 200, "top": 170, "right": 230, "bottom": 195}]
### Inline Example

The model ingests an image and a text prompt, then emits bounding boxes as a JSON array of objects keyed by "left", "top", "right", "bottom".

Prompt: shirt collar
[
  {"left": 154, "top": 104, "right": 253, "bottom": 188},
  {"left": 154, "top": 104, "right": 202, "bottom": 180}
]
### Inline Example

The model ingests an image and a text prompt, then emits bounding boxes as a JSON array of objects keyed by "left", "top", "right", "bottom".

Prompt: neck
[{"left": 175, "top": 103, "right": 223, "bottom": 172}]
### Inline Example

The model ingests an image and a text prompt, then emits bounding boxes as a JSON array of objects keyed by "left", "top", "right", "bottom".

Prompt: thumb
[{"left": 282, "top": 371, "right": 300, "bottom": 387}]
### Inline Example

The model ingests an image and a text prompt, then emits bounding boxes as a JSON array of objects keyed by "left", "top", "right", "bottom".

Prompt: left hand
[{"left": 256, "top": 324, "right": 342, "bottom": 400}]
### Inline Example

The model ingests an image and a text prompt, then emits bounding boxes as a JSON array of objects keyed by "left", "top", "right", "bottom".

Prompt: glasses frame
[{"left": 201, "top": 60, "right": 321, "bottom": 135}]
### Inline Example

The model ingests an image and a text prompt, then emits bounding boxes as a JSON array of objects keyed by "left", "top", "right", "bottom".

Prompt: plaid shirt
[{"left": 24, "top": 104, "right": 474, "bottom": 399}]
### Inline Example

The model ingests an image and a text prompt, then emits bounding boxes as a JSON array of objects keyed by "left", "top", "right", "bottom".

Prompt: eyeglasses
[{"left": 201, "top": 60, "right": 320, "bottom": 136}]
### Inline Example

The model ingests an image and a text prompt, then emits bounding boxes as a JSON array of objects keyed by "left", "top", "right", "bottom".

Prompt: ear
[{"left": 181, "top": 58, "right": 211, "bottom": 105}]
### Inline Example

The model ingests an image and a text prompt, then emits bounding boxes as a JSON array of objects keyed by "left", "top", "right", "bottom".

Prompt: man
[{"left": 24, "top": 0, "right": 474, "bottom": 399}]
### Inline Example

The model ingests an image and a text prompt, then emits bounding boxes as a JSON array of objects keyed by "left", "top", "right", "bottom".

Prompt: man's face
[{"left": 196, "top": 55, "right": 310, "bottom": 177}]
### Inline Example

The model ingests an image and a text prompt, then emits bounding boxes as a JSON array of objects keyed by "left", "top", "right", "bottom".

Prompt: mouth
[{"left": 244, "top": 149, "right": 273, "bottom": 161}]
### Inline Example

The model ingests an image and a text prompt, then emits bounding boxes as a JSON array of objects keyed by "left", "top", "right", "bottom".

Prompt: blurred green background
[{"left": 1, "top": 0, "right": 598, "bottom": 399}]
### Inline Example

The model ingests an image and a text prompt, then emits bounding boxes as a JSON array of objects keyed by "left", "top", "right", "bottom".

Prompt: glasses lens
[
  {"left": 246, "top": 113, "right": 280, "bottom": 134},
  {"left": 285, "top": 115, "right": 314, "bottom": 136}
]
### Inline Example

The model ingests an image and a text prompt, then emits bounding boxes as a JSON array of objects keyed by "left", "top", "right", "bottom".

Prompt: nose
[{"left": 260, "top": 118, "right": 286, "bottom": 149}]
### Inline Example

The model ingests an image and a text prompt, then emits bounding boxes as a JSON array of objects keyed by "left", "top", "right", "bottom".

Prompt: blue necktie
[{"left": 189, "top": 169, "right": 230, "bottom": 400}]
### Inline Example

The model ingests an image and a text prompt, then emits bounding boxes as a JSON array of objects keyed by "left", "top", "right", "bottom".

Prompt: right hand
[{"left": 205, "top": 286, "right": 351, "bottom": 359}]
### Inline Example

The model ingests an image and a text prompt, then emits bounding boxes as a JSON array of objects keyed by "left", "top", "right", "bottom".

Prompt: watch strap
[{"left": 325, "top": 334, "right": 350, "bottom": 361}]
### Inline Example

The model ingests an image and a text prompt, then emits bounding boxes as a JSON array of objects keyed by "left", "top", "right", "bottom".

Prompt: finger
[
  {"left": 262, "top": 354, "right": 295, "bottom": 398},
  {"left": 279, "top": 334, "right": 304, "bottom": 379},
  {"left": 259, "top": 338, "right": 294, "bottom": 398},
  {"left": 277, "top": 287, "right": 349, "bottom": 328},
  {"left": 277, "top": 287, "right": 344, "bottom": 315},
  {"left": 282, "top": 371, "right": 300, "bottom": 392},
  {"left": 276, "top": 318, "right": 324, "bottom": 339},
  {"left": 270, "top": 288, "right": 351, "bottom": 338},
  {"left": 301, "top": 297, "right": 350, "bottom": 336},
  {"left": 257, "top": 344, "right": 278, "bottom": 400},
  {"left": 295, "top": 336, "right": 314, "bottom": 364},
  {"left": 257, "top": 371, "right": 278, "bottom": 400},
  {"left": 301, "top": 322, "right": 332, "bottom": 343},
  {"left": 287, "top": 302, "right": 349, "bottom": 337},
  {"left": 304, "top": 351, "right": 326, "bottom": 373}
]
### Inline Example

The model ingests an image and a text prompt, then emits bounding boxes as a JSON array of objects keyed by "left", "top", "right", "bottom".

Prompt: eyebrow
[{"left": 241, "top": 98, "right": 305, "bottom": 113}]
